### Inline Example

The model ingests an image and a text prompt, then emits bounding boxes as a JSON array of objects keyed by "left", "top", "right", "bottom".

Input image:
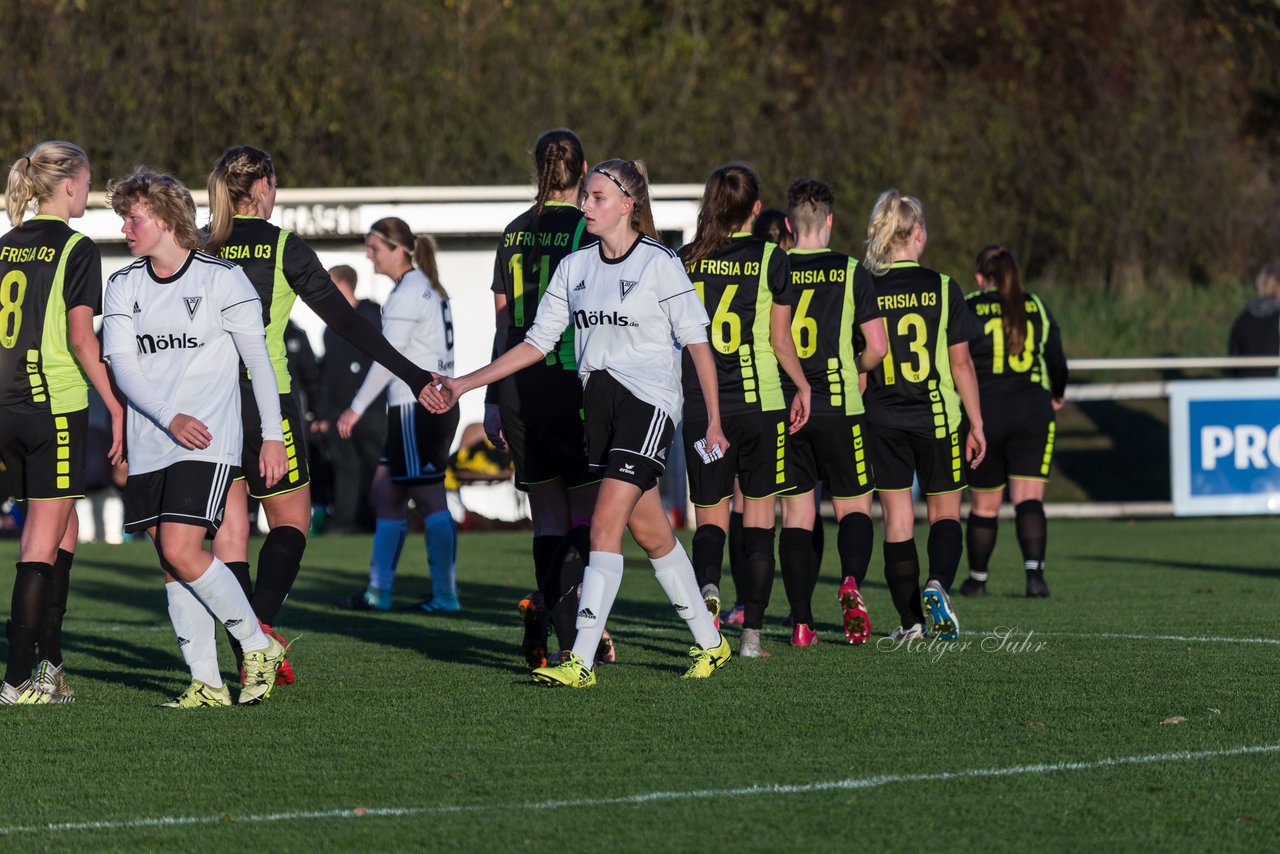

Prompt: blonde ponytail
[
  {"left": 5, "top": 142, "right": 88, "bottom": 227},
  {"left": 864, "top": 189, "right": 925, "bottom": 275}
]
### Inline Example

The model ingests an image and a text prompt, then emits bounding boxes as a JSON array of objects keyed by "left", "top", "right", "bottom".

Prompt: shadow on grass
[{"left": 1079, "top": 553, "right": 1280, "bottom": 580}]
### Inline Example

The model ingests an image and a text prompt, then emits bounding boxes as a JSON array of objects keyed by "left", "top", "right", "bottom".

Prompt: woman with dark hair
[
  {"left": 862, "top": 190, "right": 985, "bottom": 641},
  {"left": 204, "top": 145, "right": 437, "bottom": 680},
  {"left": 487, "top": 129, "right": 605, "bottom": 668},
  {"left": 678, "top": 162, "right": 809, "bottom": 659},
  {"left": 427, "top": 159, "right": 731, "bottom": 687},
  {"left": 959, "top": 244, "right": 1067, "bottom": 598},
  {"left": 334, "top": 218, "right": 459, "bottom": 612}
]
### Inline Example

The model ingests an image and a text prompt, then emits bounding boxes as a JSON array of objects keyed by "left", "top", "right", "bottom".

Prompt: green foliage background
[{"left": 3, "top": 0, "right": 1278, "bottom": 291}]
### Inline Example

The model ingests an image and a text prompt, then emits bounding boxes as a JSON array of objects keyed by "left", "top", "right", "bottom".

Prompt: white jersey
[
  {"left": 524, "top": 235, "right": 709, "bottom": 421},
  {"left": 350, "top": 268, "right": 453, "bottom": 412},
  {"left": 102, "top": 252, "right": 269, "bottom": 474}
]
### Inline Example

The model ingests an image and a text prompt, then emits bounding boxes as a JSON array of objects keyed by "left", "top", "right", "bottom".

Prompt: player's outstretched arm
[{"left": 420, "top": 342, "right": 545, "bottom": 413}]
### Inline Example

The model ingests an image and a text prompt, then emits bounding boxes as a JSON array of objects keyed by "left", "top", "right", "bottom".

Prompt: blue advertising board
[{"left": 1169, "top": 379, "right": 1280, "bottom": 515}]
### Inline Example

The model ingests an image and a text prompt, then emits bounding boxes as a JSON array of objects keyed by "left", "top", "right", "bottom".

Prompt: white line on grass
[
  {"left": 69, "top": 621, "right": 1280, "bottom": 646},
  {"left": 3, "top": 742, "right": 1277, "bottom": 837}
]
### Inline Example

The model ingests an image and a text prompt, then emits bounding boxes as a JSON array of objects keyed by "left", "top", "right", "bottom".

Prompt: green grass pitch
[{"left": 0, "top": 517, "right": 1277, "bottom": 850}]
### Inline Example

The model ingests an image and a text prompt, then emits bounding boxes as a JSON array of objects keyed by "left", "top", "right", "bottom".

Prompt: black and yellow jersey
[
  {"left": 965, "top": 290, "right": 1068, "bottom": 400},
  {"left": 679, "top": 234, "right": 790, "bottom": 416},
  {"left": 780, "top": 249, "right": 880, "bottom": 416},
  {"left": 491, "top": 202, "right": 597, "bottom": 370},
  {"left": 0, "top": 215, "right": 100, "bottom": 414},
  {"left": 864, "top": 261, "right": 980, "bottom": 435},
  {"left": 216, "top": 215, "right": 431, "bottom": 396}
]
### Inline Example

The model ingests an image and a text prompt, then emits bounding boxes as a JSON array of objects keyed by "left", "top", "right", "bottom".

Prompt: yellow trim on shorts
[
  {"left": 248, "top": 481, "right": 310, "bottom": 501},
  {"left": 923, "top": 485, "right": 968, "bottom": 497},
  {"left": 968, "top": 485, "right": 1006, "bottom": 493},
  {"left": 742, "top": 488, "right": 790, "bottom": 501},
  {"left": 826, "top": 487, "right": 875, "bottom": 501},
  {"left": 693, "top": 494, "right": 735, "bottom": 509},
  {"left": 24, "top": 494, "right": 85, "bottom": 501},
  {"left": 1008, "top": 475, "right": 1049, "bottom": 484},
  {"left": 780, "top": 488, "right": 816, "bottom": 500}
]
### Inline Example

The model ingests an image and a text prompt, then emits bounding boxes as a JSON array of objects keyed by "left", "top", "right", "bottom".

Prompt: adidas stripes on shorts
[{"left": 582, "top": 370, "right": 673, "bottom": 493}]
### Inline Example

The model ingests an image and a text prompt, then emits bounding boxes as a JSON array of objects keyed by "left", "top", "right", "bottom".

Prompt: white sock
[
  {"left": 570, "top": 551, "right": 624, "bottom": 668},
  {"left": 165, "top": 581, "right": 222, "bottom": 688},
  {"left": 652, "top": 541, "right": 720, "bottom": 649},
  {"left": 188, "top": 557, "right": 268, "bottom": 652}
]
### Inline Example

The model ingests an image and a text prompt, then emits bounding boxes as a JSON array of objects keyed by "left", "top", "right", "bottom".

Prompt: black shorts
[
  {"left": 787, "top": 414, "right": 874, "bottom": 499},
  {"left": 967, "top": 395, "right": 1056, "bottom": 490},
  {"left": 497, "top": 360, "right": 596, "bottom": 490},
  {"left": 123, "top": 460, "right": 239, "bottom": 537},
  {"left": 0, "top": 407, "right": 88, "bottom": 500},
  {"left": 682, "top": 411, "right": 790, "bottom": 505},
  {"left": 583, "top": 371, "right": 674, "bottom": 493},
  {"left": 241, "top": 385, "right": 309, "bottom": 499},
  {"left": 867, "top": 423, "right": 966, "bottom": 495},
  {"left": 381, "top": 402, "right": 459, "bottom": 485}
]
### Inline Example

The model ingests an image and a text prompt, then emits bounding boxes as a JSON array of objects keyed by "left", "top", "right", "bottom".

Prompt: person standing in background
[
  {"left": 313, "top": 265, "right": 387, "bottom": 534},
  {"left": 1227, "top": 262, "right": 1280, "bottom": 378}
]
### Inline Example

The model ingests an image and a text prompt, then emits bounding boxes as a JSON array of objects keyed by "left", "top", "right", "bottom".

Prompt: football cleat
[
  {"left": 790, "top": 623, "right": 821, "bottom": 647},
  {"left": 722, "top": 604, "right": 745, "bottom": 627},
  {"left": 259, "top": 624, "right": 296, "bottom": 686},
  {"left": 410, "top": 595, "right": 461, "bottom": 613},
  {"left": 595, "top": 629, "right": 617, "bottom": 666},
  {"left": 888, "top": 623, "right": 925, "bottom": 641},
  {"left": 334, "top": 586, "right": 392, "bottom": 611},
  {"left": 239, "top": 636, "right": 286, "bottom": 705},
  {"left": 1025, "top": 571, "right": 1051, "bottom": 598},
  {"left": 532, "top": 652, "right": 596, "bottom": 688},
  {"left": 922, "top": 580, "right": 960, "bottom": 641},
  {"left": 161, "top": 680, "right": 232, "bottom": 709},
  {"left": 701, "top": 583, "right": 721, "bottom": 631},
  {"left": 683, "top": 633, "right": 732, "bottom": 678},
  {"left": 34, "top": 660, "right": 76, "bottom": 699},
  {"left": 1, "top": 679, "right": 71, "bottom": 705},
  {"left": 959, "top": 577, "right": 988, "bottom": 597},
  {"left": 738, "top": 627, "right": 771, "bottom": 658},
  {"left": 518, "top": 592, "right": 548, "bottom": 669},
  {"left": 837, "top": 576, "right": 871, "bottom": 644}
]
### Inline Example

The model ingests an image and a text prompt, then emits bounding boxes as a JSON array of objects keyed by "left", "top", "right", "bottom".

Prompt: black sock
[
  {"left": 883, "top": 540, "right": 923, "bottom": 627},
  {"left": 740, "top": 527, "right": 775, "bottom": 630},
  {"left": 926, "top": 519, "right": 964, "bottom": 590},
  {"left": 5, "top": 561, "right": 51, "bottom": 686},
  {"left": 37, "top": 549, "right": 74, "bottom": 667},
  {"left": 691, "top": 525, "right": 727, "bottom": 592},
  {"left": 550, "top": 527, "right": 589, "bottom": 649},
  {"left": 223, "top": 561, "right": 253, "bottom": 669},
  {"left": 250, "top": 526, "right": 307, "bottom": 626},
  {"left": 1015, "top": 500, "right": 1047, "bottom": 573},
  {"left": 779, "top": 527, "right": 814, "bottom": 627},
  {"left": 532, "top": 534, "right": 562, "bottom": 602},
  {"left": 966, "top": 513, "right": 999, "bottom": 580},
  {"left": 727, "top": 510, "right": 745, "bottom": 606},
  {"left": 836, "top": 513, "right": 873, "bottom": 587},
  {"left": 226, "top": 560, "right": 253, "bottom": 599},
  {"left": 810, "top": 516, "right": 825, "bottom": 570}
]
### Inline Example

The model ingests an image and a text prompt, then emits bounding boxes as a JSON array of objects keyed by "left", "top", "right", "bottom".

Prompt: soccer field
[{"left": 1, "top": 517, "right": 1277, "bottom": 850}]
